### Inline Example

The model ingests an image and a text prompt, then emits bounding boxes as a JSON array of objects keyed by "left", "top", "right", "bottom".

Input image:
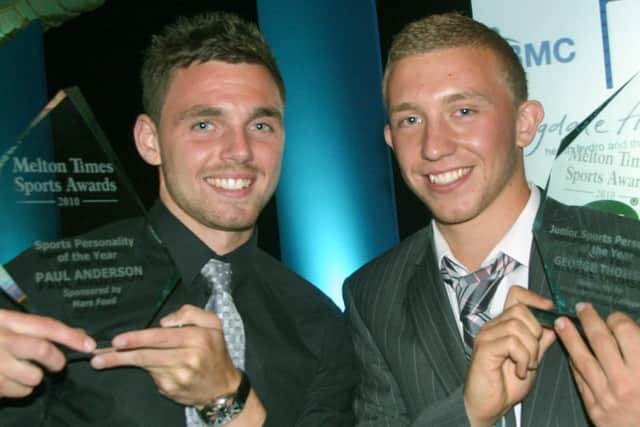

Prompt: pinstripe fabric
[{"left": 344, "top": 198, "right": 592, "bottom": 427}]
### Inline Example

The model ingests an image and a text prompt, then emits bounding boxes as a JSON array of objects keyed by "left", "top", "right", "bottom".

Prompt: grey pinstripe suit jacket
[{"left": 343, "top": 220, "right": 592, "bottom": 427}]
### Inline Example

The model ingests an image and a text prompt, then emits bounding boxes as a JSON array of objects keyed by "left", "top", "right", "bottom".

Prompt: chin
[
  {"left": 207, "top": 212, "right": 259, "bottom": 232},
  {"left": 430, "top": 204, "right": 478, "bottom": 225}
]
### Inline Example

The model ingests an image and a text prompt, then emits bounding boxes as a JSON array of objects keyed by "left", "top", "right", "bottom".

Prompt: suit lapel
[
  {"left": 407, "top": 228, "right": 467, "bottom": 393},
  {"left": 522, "top": 241, "right": 586, "bottom": 426}
]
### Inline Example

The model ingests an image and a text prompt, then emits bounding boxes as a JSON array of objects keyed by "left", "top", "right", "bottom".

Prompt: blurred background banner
[
  {"left": 471, "top": 0, "right": 640, "bottom": 192},
  {"left": 0, "top": 0, "right": 104, "bottom": 44}
]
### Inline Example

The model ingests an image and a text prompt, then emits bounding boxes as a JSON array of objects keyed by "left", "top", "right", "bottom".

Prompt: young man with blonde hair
[{"left": 345, "top": 12, "right": 640, "bottom": 427}]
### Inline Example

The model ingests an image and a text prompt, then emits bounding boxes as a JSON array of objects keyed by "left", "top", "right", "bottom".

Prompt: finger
[
  {"left": 569, "top": 359, "right": 597, "bottom": 408},
  {"left": 476, "top": 334, "right": 533, "bottom": 379},
  {"left": 109, "top": 325, "right": 226, "bottom": 358},
  {"left": 159, "top": 304, "right": 221, "bottom": 329},
  {"left": 504, "top": 286, "right": 553, "bottom": 311},
  {"left": 475, "top": 319, "right": 540, "bottom": 374},
  {"left": 606, "top": 311, "right": 640, "bottom": 365},
  {"left": 555, "top": 315, "right": 609, "bottom": 396},
  {"left": 90, "top": 347, "right": 201, "bottom": 406},
  {"left": 0, "top": 333, "right": 66, "bottom": 372},
  {"left": 537, "top": 328, "right": 557, "bottom": 364},
  {"left": 0, "top": 374, "right": 38, "bottom": 398},
  {"left": 495, "top": 303, "right": 546, "bottom": 342},
  {"left": 0, "top": 310, "right": 95, "bottom": 353},
  {"left": 0, "top": 349, "right": 46, "bottom": 387},
  {"left": 111, "top": 326, "right": 197, "bottom": 350},
  {"left": 575, "top": 303, "right": 624, "bottom": 376},
  {"left": 91, "top": 347, "right": 191, "bottom": 370}
]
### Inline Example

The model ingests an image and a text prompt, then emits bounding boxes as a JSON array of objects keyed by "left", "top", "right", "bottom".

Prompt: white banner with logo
[{"left": 472, "top": 0, "right": 640, "bottom": 194}]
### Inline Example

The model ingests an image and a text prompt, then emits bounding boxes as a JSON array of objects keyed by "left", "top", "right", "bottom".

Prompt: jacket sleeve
[{"left": 344, "top": 280, "right": 470, "bottom": 427}]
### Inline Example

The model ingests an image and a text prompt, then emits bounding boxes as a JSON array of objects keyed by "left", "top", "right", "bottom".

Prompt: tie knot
[
  {"left": 441, "top": 252, "right": 519, "bottom": 290},
  {"left": 201, "top": 258, "right": 232, "bottom": 293}
]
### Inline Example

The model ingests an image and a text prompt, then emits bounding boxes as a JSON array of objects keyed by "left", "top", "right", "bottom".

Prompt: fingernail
[
  {"left": 555, "top": 317, "right": 565, "bottom": 331},
  {"left": 92, "top": 356, "right": 105, "bottom": 369},
  {"left": 576, "top": 302, "right": 588, "bottom": 313},
  {"left": 160, "top": 313, "right": 175, "bottom": 324},
  {"left": 84, "top": 338, "right": 96, "bottom": 352}
]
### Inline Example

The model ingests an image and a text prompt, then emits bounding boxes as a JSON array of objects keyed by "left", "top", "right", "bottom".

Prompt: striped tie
[{"left": 441, "top": 253, "right": 520, "bottom": 427}]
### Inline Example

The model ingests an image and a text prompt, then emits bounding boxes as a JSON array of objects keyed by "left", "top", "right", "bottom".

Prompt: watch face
[
  {"left": 213, "top": 395, "right": 235, "bottom": 411},
  {"left": 199, "top": 399, "right": 244, "bottom": 426},
  {"left": 199, "top": 370, "right": 250, "bottom": 425}
]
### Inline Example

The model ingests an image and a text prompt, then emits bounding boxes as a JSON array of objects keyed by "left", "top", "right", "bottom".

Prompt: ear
[
  {"left": 384, "top": 124, "right": 394, "bottom": 149},
  {"left": 134, "top": 114, "right": 162, "bottom": 166},
  {"left": 515, "top": 100, "right": 544, "bottom": 149}
]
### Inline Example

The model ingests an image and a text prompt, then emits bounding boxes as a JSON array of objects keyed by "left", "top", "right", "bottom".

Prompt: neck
[
  {"left": 192, "top": 224, "right": 253, "bottom": 256},
  {"left": 161, "top": 202, "right": 253, "bottom": 257},
  {"left": 437, "top": 184, "right": 531, "bottom": 271}
]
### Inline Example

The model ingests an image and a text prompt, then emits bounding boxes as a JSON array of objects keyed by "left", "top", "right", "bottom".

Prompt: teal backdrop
[
  {"left": 0, "top": 22, "right": 55, "bottom": 264},
  {"left": 258, "top": 0, "right": 399, "bottom": 307}
]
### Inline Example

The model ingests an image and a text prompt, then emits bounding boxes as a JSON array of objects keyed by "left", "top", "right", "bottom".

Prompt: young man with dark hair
[
  {"left": 0, "top": 11, "right": 355, "bottom": 426},
  {"left": 345, "top": 12, "right": 640, "bottom": 427}
]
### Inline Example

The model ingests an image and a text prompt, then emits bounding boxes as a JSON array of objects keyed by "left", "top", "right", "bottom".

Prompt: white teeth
[
  {"left": 206, "top": 177, "right": 252, "bottom": 190},
  {"left": 428, "top": 167, "right": 470, "bottom": 185}
]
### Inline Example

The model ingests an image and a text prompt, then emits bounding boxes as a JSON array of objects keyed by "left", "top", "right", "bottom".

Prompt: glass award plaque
[
  {"left": 533, "top": 72, "right": 640, "bottom": 324},
  {"left": 0, "top": 87, "right": 180, "bottom": 357}
]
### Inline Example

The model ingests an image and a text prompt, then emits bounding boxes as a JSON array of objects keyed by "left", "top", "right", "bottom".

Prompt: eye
[
  {"left": 253, "top": 122, "right": 274, "bottom": 132},
  {"left": 456, "top": 107, "right": 475, "bottom": 116},
  {"left": 398, "top": 115, "right": 422, "bottom": 127},
  {"left": 192, "top": 121, "right": 213, "bottom": 131}
]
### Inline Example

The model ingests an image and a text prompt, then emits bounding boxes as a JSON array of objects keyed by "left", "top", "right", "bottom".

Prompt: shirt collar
[
  {"left": 433, "top": 184, "right": 541, "bottom": 271},
  {"left": 149, "top": 200, "right": 258, "bottom": 289}
]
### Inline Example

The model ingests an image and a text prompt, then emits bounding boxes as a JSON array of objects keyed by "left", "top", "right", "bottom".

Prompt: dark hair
[
  {"left": 383, "top": 12, "right": 527, "bottom": 106},
  {"left": 141, "top": 11, "right": 285, "bottom": 122}
]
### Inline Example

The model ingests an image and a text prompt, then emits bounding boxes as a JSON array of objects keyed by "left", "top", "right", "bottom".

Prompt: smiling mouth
[
  {"left": 428, "top": 167, "right": 471, "bottom": 185},
  {"left": 205, "top": 177, "right": 253, "bottom": 190}
]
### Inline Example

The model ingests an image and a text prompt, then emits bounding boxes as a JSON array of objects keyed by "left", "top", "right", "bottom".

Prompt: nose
[
  {"left": 421, "top": 120, "right": 456, "bottom": 161},
  {"left": 220, "top": 128, "right": 253, "bottom": 164}
]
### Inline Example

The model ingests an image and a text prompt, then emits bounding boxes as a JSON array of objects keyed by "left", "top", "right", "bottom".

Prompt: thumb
[{"left": 537, "top": 328, "right": 556, "bottom": 364}]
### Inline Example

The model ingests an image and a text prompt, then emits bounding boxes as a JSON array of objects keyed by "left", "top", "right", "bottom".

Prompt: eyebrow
[
  {"left": 177, "top": 105, "right": 283, "bottom": 122},
  {"left": 388, "top": 92, "right": 493, "bottom": 115},
  {"left": 388, "top": 102, "right": 420, "bottom": 115},
  {"left": 441, "top": 91, "right": 493, "bottom": 105},
  {"left": 177, "top": 106, "right": 223, "bottom": 121},
  {"left": 249, "top": 106, "right": 283, "bottom": 122}
]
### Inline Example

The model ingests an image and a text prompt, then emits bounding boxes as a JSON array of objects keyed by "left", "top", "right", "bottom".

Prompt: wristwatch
[{"left": 198, "top": 370, "right": 251, "bottom": 426}]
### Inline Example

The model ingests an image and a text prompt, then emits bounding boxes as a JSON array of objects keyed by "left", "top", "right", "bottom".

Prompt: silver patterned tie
[
  {"left": 185, "top": 258, "right": 246, "bottom": 426},
  {"left": 441, "top": 253, "right": 520, "bottom": 427}
]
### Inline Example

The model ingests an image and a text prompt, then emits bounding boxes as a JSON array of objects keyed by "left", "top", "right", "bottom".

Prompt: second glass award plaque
[{"left": 534, "top": 72, "right": 640, "bottom": 323}]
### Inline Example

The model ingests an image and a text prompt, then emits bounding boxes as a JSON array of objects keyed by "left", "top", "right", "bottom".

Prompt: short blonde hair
[{"left": 382, "top": 12, "right": 527, "bottom": 107}]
